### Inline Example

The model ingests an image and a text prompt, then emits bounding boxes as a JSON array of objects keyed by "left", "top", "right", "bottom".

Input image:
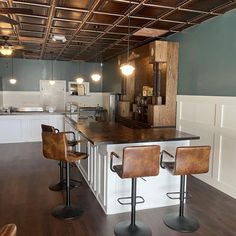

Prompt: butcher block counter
[
  {"left": 67, "top": 117, "right": 198, "bottom": 145},
  {"left": 64, "top": 116, "right": 199, "bottom": 215}
]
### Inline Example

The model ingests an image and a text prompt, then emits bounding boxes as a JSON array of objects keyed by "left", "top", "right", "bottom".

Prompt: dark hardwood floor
[{"left": 0, "top": 142, "right": 236, "bottom": 236}]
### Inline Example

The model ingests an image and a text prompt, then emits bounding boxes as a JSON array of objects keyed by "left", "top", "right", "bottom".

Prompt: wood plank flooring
[{"left": 0, "top": 142, "right": 236, "bottom": 236}]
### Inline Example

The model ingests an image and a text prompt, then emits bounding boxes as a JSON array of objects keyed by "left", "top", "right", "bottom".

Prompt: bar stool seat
[
  {"left": 0, "top": 224, "right": 17, "bottom": 236},
  {"left": 110, "top": 145, "right": 160, "bottom": 236},
  {"left": 160, "top": 145, "right": 211, "bottom": 233},
  {"left": 42, "top": 131, "right": 88, "bottom": 219}
]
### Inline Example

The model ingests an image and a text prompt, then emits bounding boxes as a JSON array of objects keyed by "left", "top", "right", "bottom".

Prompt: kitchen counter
[
  {"left": 65, "top": 116, "right": 199, "bottom": 215},
  {"left": 70, "top": 117, "right": 199, "bottom": 145},
  {"left": 0, "top": 111, "right": 65, "bottom": 116}
]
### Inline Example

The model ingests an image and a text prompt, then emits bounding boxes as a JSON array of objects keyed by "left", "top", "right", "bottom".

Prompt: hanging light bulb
[
  {"left": 49, "top": 80, "right": 55, "bottom": 85},
  {"left": 76, "top": 77, "right": 84, "bottom": 84},
  {"left": 120, "top": 64, "right": 135, "bottom": 76},
  {"left": 9, "top": 78, "right": 17, "bottom": 84},
  {"left": 0, "top": 45, "right": 13, "bottom": 56},
  {"left": 91, "top": 73, "right": 101, "bottom": 82},
  {"left": 9, "top": 56, "right": 17, "bottom": 84},
  {"left": 120, "top": 10, "right": 135, "bottom": 76}
]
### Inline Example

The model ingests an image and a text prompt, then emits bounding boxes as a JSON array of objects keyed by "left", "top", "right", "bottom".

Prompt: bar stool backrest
[
  {"left": 174, "top": 146, "right": 211, "bottom": 175},
  {"left": 42, "top": 132, "right": 68, "bottom": 162},
  {"left": 41, "top": 124, "right": 58, "bottom": 133},
  {"left": 122, "top": 145, "right": 160, "bottom": 178}
]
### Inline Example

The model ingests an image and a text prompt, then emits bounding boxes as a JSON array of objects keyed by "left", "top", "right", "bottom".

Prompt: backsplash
[{"left": 2, "top": 91, "right": 105, "bottom": 111}]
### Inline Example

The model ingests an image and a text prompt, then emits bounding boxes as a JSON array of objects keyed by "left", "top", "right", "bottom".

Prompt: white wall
[
  {"left": 177, "top": 95, "right": 236, "bottom": 199},
  {"left": 0, "top": 91, "right": 3, "bottom": 109}
]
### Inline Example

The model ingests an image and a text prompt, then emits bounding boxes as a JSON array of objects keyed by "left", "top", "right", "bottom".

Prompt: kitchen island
[{"left": 64, "top": 116, "right": 199, "bottom": 215}]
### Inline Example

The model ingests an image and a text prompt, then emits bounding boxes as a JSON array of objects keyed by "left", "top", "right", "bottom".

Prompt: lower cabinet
[{"left": 0, "top": 114, "right": 63, "bottom": 143}]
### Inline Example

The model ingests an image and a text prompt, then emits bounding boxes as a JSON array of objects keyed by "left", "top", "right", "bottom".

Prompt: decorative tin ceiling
[{"left": 0, "top": 0, "right": 235, "bottom": 61}]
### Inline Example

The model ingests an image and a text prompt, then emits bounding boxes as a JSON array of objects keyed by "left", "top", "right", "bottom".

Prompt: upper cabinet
[{"left": 68, "top": 82, "right": 90, "bottom": 96}]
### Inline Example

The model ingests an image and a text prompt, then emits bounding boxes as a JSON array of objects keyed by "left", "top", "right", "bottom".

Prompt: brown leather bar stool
[
  {"left": 0, "top": 224, "right": 17, "bottom": 236},
  {"left": 42, "top": 131, "right": 88, "bottom": 219},
  {"left": 160, "top": 145, "right": 211, "bottom": 233},
  {"left": 110, "top": 145, "right": 160, "bottom": 236},
  {"left": 41, "top": 124, "right": 83, "bottom": 191}
]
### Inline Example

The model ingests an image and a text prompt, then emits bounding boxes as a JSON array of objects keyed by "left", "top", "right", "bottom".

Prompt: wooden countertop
[{"left": 66, "top": 117, "right": 199, "bottom": 145}]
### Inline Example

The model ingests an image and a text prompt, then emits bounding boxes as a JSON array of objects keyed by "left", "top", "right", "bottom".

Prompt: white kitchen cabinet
[{"left": 0, "top": 114, "right": 63, "bottom": 143}]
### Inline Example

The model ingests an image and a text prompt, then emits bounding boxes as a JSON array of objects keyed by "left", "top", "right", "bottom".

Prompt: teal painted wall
[
  {"left": 169, "top": 9, "right": 236, "bottom": 96},
  {"left": 0, "top": 58, "right": 102, "bottom": 92},
  {"left": 102, "top": 57, "right": 121, "bottom": 93}
]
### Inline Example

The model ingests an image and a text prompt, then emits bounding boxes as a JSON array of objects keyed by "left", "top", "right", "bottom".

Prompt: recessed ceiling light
[
  {"left": 133, "top": 28, "right": 168, "bottom": 37},
  {"left": 52, "top": 34, "right": 67, "bottom": 43}
]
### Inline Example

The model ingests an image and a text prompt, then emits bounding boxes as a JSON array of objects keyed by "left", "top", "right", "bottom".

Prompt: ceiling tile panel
[
  {"left": 90, "top": 13, "right": 119, "bottom": 24},
  {"left": 52, "top": 20, "right": 79, "bottom": 28},
  {"left": 135, "top": 5, "right": 167, "bottom": 18},
  {"left": 58, "top": 0, "right": 92, "bottom": 9},
  {"left": 163, "top": 10, "right": 201, "bottom": 22},
  {"left": 98, "top": 1, "right": 129, "bottom": 14},
  {"left": 183, "top": 0, "right": 231, "bottom": 12},
  {"left": 0, "top": 0, "right": 234, "bottom": 61},
  {"left": 55, "top": 9, "right": 84, "bottom": 20},
  {"left": 146, "top": 0, "right": 186, "bottom": 8}
]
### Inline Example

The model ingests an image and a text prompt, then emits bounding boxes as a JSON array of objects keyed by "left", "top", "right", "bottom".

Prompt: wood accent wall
[
  {"left": 148, "top": 41, "right": 179, "bottom": 127},
  {"left": 118, "top": 40, "right": 179, "bottom": 127}
]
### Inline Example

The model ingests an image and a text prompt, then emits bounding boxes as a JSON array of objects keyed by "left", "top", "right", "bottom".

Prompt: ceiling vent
[{"left": 133, "top": 28, "right": 168, "bottom": 37}]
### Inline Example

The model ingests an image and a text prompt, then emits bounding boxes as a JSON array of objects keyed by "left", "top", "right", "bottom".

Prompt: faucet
[{"left": 7, "top": 106, "right": 12, "bottom": 114}]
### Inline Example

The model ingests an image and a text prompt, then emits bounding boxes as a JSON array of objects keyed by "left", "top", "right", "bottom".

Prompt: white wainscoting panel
[{"left": 177, "top": 95, "right": 236, "bottom": 199}]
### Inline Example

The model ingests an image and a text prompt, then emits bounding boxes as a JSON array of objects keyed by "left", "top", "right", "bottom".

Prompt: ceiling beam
[
  {"left": 7, "top": 0, "right": 24, "bottom": 57},
  {"left": 40, "top": 0, "right": 58, "bottom": 59}
]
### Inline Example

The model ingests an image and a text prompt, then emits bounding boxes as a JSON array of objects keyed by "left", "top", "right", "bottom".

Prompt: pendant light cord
[
  {"left": 127, "top": 8, "right": 131, "bottom": 63},
  {"left": 51, "top": 52, "right": 53, "bottom": 80},
  {"left": 11, "top": 56, "right": 13, "bottom": 78}
]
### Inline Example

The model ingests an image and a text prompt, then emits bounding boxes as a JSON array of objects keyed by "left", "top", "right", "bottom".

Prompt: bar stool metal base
[
  {"left": 52, "top": 204, "right": 83, "bottom": 220},
  {"left": 48, "top": 181, "right": 76, "bottom": 191},
  {"left": 114, "top": 220, "right": 152, "bottom": 236},
  {"left": 163, "top": 213, "right": 200, "bottom": 233}
]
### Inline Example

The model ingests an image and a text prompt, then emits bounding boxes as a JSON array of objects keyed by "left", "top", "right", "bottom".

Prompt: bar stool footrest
[
  {"left": 166, "top": 191, "right": 192, "bottom": 200},
  {"left": 114, "top": 220, "right": 151, "bottom": 236},
  {"left": 117, "top": 196, "right": 145, "bottom": 205}
]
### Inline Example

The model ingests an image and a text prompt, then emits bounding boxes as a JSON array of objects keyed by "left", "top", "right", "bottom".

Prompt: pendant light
[
  {"left": 120, "top": 6, "right": 135, "bottom": 76},
  {"left": 49, "top": 52, "right": 55, "bottom": 85},
  {"left": 9, "top": 56, "right": 16, "bottom": 84},
  {"left": 75, "top": 43, "right": 84, "bottom": 84},
  {"left": 0, "top": 45, "right": 13, "bottom": 56},
  {"left": 91, "top": 26, "right": 101, "bottom": 82}
]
